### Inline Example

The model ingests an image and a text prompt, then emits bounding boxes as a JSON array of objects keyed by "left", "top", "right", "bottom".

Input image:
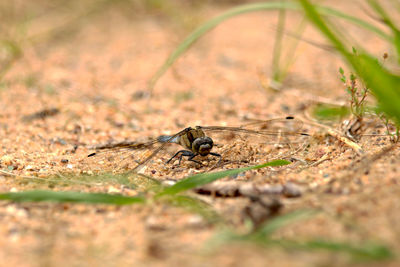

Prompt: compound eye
[
  {"left": 192, "top": 137, "right": 214, "bottom": 155},
  {"left": 198, "top": 144, "right": 211, "bottom": 156},
  {"left": 205, "top": 137, "right": 213, "bottom": 145}
]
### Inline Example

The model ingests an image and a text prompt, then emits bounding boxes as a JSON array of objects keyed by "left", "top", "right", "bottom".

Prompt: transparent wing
[
  {"left": 79, "top": 129, "right": 189, "bottom": 173},
  {"left": 240, "top": 116, "right": 304, "bottom": 133},
  {"left": 197, "top": 117, "right": 309, "bottom": 165},
  {"left": 201, "top": 117, "right": 308, "bottom": 145}
]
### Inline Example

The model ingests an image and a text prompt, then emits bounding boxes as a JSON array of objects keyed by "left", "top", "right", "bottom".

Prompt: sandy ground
[{"left": 0, "top": 1, "right": 399, "bottom": 266}]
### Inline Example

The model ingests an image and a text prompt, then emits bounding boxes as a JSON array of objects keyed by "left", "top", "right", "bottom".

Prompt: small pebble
[
  {"left": 162, "top": 179, "right": 177, "bottom": 186},
  {"left": 107, "top": 186, "right": 121, "bottom": 194},
  {"left": 187, "top": 215, "right": 204, "bottom": 228},
  {"left": 60, "top": 159, "right": 69, "bottom": 164},
  {"left": 6, "top": 206, "right": 28, "bottom": 218},
  {"left": 131, "top": 90, "right": 149, "bottom": 100},
  {"left": 1, "top": 155, "right": 13, "bottom": 165},
  {"left": 25, "top": 165, "right": 34, "bottom": 171},
  {"left": 145, "top": 216, "right": 167, "bottom": 231},
  {"left": 283, "top": 182, "right": 302, "bottom": 198}
]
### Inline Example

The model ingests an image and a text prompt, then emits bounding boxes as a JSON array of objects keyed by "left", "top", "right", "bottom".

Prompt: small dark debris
[
  {"left": 22, "top": 108, "right": 60, "bottom": 122},
  {"left": 106, "top": 117, "right": 125, "bottom": 128},
  {"left": 132, "top": 90, "right": 150, "bottom": 100},
  {"left": 0, "top": 123, "right": 8, "bottom": 130},
  {"left": 64, "top": 144, "right": 79, "bottom": 154},
  {"left": 281, "top": 104, "right": 290, "bottom": 112},
  {"left": 146, "top": 240, "right": 166, "bottom": 259},
  {"left": 96, "top": 208, "right": 108, "bottom": 214},
  {"left": 50, "top": 137, "right": 68, "bottom": 145},
  {"left": 71, "top": 145, "right": 79, "bottom": 153},
  {"left": 71, "top": 124, "right": 83, "bottom": 134},
  {"left": 217, "top": 54, "right": 240, "bottom": 68},
  {"left": 229, "top": 173, "right": 240, "bottom": 179},
  {"left": 60, "top": 159, "right": 69, "bottom": 164},
  {"left": 146, "top": 216, "right": 167, "bottom": 231},
  {"left": 243, "top": 196, "right": 283, "bottom": 229},
  {"left": 282, "top": 182, "right": 302, "bottom": 198},
  {"left": 59, "top": 79, "right": 71, "bottom": 88},
  {"left": 8, "top": 227, "right": 19, "bottom": 236}
]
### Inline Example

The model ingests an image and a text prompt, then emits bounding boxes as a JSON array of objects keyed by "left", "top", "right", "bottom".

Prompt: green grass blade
[
  {"left": 293, "top": 240, "right": 394, "bottom": 261},
  {"left": 271, "top": 3, "right": 287, "bottom": 84},
  {"left": 261, "top": 239, "right": 394, "bottom": 261},
  {"left": 207, "top": 210, "right": 315, "bottom": 249},
  {"left": 312, "top": 104, "right": 349, "bottom": 120},
  {"left": 367, "top": 0, "right": 400, "bottom": 62},
  {"left": 280, "top": 17, "right": 308, "bottom": 81},
  {"left": 148, "top": 2, "right": 296, "bottom": 90},
  {"left": 316, "top": 5, "right": 390, "bottom": 41},
  {"left": 17, "top": 172, "right": 161, "bottom": 192},
  {"left": 0, "top": 190, "right": 145, "bottom": 205},
  {"left": 355, "top": 54, "right": 400, "bottom": 124},
  {"left": 211, "top": 210, "right": 392, "bottom": 262},
  {"left": 156, "top": 159, "right": 291, "bottom": 196},
  {"left": 0, "top": 40, "right": 23, "bottom": 81},
  {"left": 162, "top": 195, "right": 222, "bottom": 223},
  {"left": 149, "top": 1, "right": 389, "bottom": 90},
  {"left": 299, "top": 0, "right": 400, "bottom": 125},
  {"left": 298, "top": 0, "right": 348, "bottom": 56}
]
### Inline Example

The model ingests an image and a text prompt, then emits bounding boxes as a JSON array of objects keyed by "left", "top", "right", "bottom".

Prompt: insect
[{"left": 84, "top": 116, "right": 309, "bottom": 173}]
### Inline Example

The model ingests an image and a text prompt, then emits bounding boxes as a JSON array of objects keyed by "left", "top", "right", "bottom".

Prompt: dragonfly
[{"left": 84, "top": 116, "right": 309, "bottom": 173}]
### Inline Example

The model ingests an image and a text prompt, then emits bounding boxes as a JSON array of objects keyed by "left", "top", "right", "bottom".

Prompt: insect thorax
[{"left": 179, "top": 127, "right": 206, "bottom": 151}]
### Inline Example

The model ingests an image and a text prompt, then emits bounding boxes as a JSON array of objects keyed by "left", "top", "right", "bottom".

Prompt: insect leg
[
  {"left": 167, "top": 150, "right": 198, "bottom": 165},
  {"left": 210, "top": 152, "right": 222, "bottom": 164},
  {"left": 187, "top": 153, "right": 202, "bottom": 165}
]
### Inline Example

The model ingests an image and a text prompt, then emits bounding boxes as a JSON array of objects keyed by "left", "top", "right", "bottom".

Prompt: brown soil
[{"left": 1, "top": 1, "right": 399, "bottom": 266}]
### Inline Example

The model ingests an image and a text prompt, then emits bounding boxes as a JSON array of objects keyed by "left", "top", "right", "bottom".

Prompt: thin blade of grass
[
  {"left": 149, "top": 1, "right": 388, "bottom": 90},
  {"left": 0, "top": 190, "right": 145, "bottom": 205},
  {"left": 312, "top": 104, "right": 349, "bottom": 120},
  {"left": 210, "top": 210, "right": 392, "bottom": 262},
  {"left": 367, "top": 0, "right": 400, "bottom": 63},
  {"left": 316, "top": 5, "right": 390, "bottom": 41},
  {"left": 298, "top": 0, "right": 348, "bottom": 56},
  {"left": 268, "top": 239, "right": 393, "bottom": 261},
  {"left": 254, "top": 209, "right": 317, "bottom": 236},
  {"left": 149, "top": 2, "right": 294, "bottom": 91},
  {"left": 271, "top": 1, "right": 287, "bottom": 85},
  {"left": 156, "top": 159, "right": 291, "bottom": 196},
  {"left": 207, "top": 210, "right": 315, "bottom": 249},
  {"left": 0, "top": 40, "right": 23, "bottom": 81},
  {"left": 355, "top": 54, "right": 400, "bottom": 124},
  {"left": 299, "top": 0, "right": 400, "bottom": 124},
  {"left": 161, "top": 195, "right": 222, "bottom": 223},
  {"left": 293, "top": 240, "right": 394, "bottom": 261},
  {"left": 12, "top": 171, "right": 161, "bottom": 193},
  {"left": 280, "top": 17, "right": 308, "bottom": 78}
]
